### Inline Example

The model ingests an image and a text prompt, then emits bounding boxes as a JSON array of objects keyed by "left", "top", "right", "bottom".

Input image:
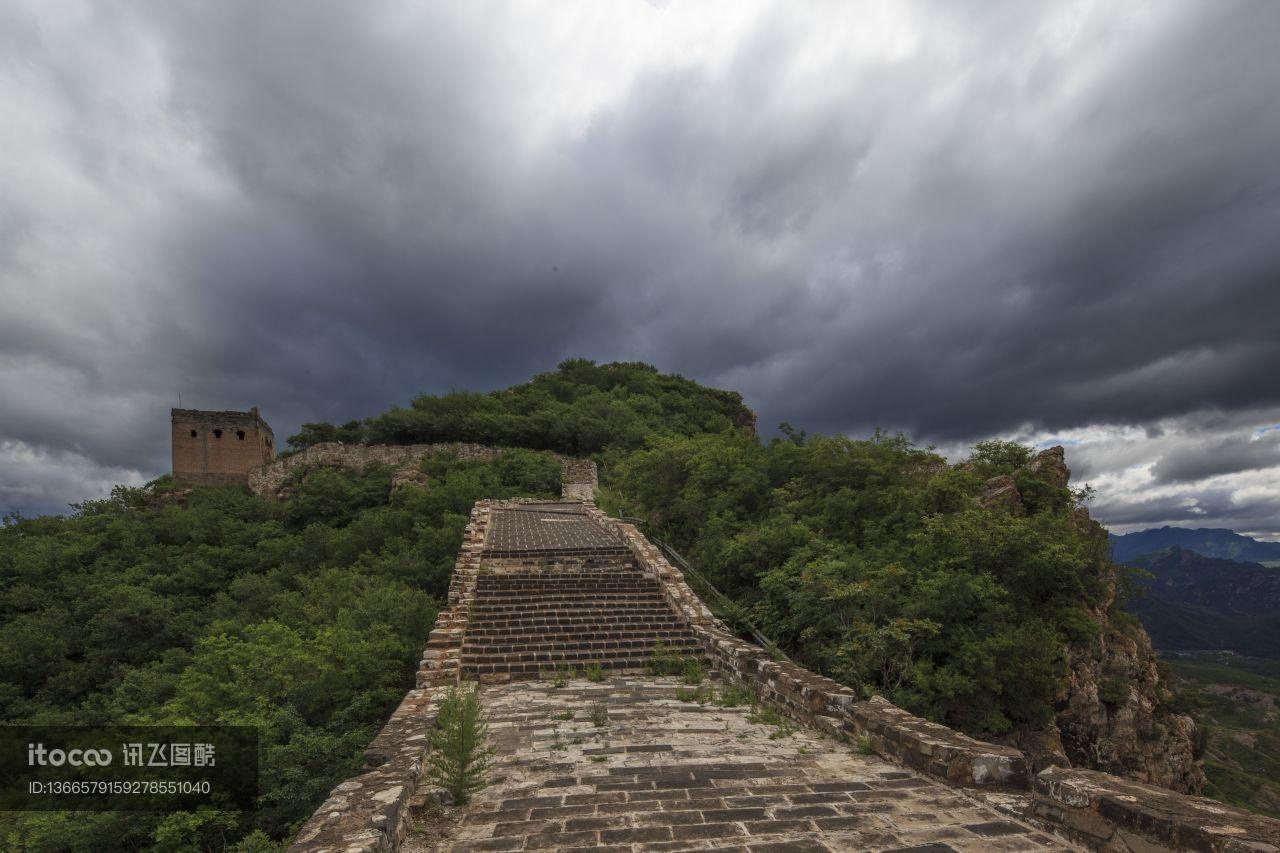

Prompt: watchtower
[{"left": 171, "top": 407, "right": 275, "bottom": 486}]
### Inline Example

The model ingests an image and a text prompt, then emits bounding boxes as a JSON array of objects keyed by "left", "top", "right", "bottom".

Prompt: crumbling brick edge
[
  {"left": 1032, "top": 766, "right": 1280, "bottom": 853},
  {"left": 286, "top": 501, "right": 493, "bottom": 853}
]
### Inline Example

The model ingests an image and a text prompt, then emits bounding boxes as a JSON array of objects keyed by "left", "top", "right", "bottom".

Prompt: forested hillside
[
  {"left": 1126, "top": 547, "right": 1280, "bottom": 656},
  {"left": 286, "top": 359, "right": 755, "bottom": 459}
]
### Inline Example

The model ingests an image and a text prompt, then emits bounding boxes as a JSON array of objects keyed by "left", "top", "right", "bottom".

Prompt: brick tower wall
[{"left": 172, "top": 407, "right": 275, "bottom": 486}]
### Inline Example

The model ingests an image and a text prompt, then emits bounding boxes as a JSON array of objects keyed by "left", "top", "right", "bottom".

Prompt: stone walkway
[
  {"left": 405, "top": 677, "right": 1079, "bottom": 852},
  {"left": 484, "top": 503, "right": 628, "bottom": 556}
]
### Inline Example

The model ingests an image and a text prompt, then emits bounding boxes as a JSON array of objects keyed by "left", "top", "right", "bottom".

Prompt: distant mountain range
[
  {"left": 1110, "top": 526, "right": 1280, "bottom": 565},
  {"left": 1124, "top": 546, "right": 1280, "bottom": 656}
]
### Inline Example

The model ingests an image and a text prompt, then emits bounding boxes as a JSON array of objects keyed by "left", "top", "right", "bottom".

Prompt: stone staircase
[{"left": 461, "top": 558, "right": 705, "bottom": 679}]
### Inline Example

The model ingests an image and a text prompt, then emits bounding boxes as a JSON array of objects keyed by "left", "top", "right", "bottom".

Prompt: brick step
[
  {"left": 465, "top": 616, "right": 688, "bottom": 634},
  {"left": 464, "top": 660, "right": 667, "bottom": 676},
  {"left": 475, "top": 583, "right": 657, "bottom": 594},
  {"left": 475, "top": 571, "right": 646, "bottom": 584},
  {"left": 474, "top": 585, "right": 660, "bottom": 596},
  {"left": 463, "top": 640, "right": 700, "bottom": 658},
  {"left": 482, "top": 546, "right": 633, "bottom": 558},
  {"left": 474, "top": 583, "right": 659, "bottom": 593},
  {"left": 462, "top": 640, "right": 703, "bottom": 666},
  {"left": 468, "top": 596, "right": 675, "bottom": 612},
  {"left": 467, "top": 610, "right": 686, "bottom": 623},
  {"left": 470, "top": 590, "right": 666, "bottom": 601},
  {"left": 462, "top": 650, "right": 708, "bottom": 674},
  {"left": 469, "top": 598, "right": 670, "bottom": 613},
  {"left": 463, "top": 629, "right": 699, "bottom": 649},
  {"left": 477, "top": 559, "right": 639, "bottom": 571}
]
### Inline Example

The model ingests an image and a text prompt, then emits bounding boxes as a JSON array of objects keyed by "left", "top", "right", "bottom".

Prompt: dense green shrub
[
  {"left": 608, "top": 431, "right": 1104, "bottom": 736},
  {"left": 286, "top": 360, "right": 754, "bottom": 457}
]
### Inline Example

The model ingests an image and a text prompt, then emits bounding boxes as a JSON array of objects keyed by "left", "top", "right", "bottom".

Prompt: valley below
[{"left": 1162, "top": 652, "right": 1280, "bottom": 818}]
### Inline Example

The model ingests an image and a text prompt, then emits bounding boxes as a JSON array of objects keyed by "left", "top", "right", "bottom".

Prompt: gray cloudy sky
[{"left": 3, "top": 0, "right": 1280, "bottom": 538}]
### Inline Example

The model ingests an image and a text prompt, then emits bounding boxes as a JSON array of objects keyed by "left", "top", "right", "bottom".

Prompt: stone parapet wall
[
  {"left": 247, "top": 442, "right": 596, "bottom": 500},
  {"left": 417, "top": 501, "right": 493, "bottom": 688},
  {"left": 287, "top": 502, "right": 493, "bottom": 853},
  {"left": 1032, "top": 767, "right": 1280, "bottom": 852}
]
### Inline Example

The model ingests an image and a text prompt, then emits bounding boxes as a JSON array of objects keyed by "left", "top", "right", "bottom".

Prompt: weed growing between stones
[
  {"left": 769, "top": 719, "right": 796, "bottom": 739},
  {"left": 648, "top": 640, "right": 682, "bottom": 676},
  {"left": 585, "top": 662, "right": 606, "bottom": 683},
  {"left": 649, "top": 640, "right": 706, "bottom": 680},
  {"left": 589, "top": 702, "right": 609, "bottom": 727},
  {"left": 425, "top": 684, "right": 493, "bottom": 805},
  {"left": 551, "top": 710, "right": 574, "bottom": 721},
  {"left": 746, "top": 702, "right": 795, "bottom": 738},
  {"left": 714, "top": 684, "right": 751, "bottom": 707},
  {"left": 541, "top": 664, "right": 575, "bottom": 687},
  {"left": 675, "top": 685, "right": 714, "bottom": 704},
  {"left": 748, "top": 704, "right": 782, "bottom": 726},
  {"left": 857, "top": 734, "right": 875, "bottom": 755},
  {"left": 681, "top": 658, "right": 705, "bottom": 685}
]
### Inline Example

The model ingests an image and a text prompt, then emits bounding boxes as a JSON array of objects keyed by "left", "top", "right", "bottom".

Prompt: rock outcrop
[{"left": 982, "top": 447, "right": 1206, "bottom": 794}]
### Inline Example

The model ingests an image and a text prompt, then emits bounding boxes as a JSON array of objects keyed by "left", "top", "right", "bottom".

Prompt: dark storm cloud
[
  {"left": 2, "top": 0, "right": 1279, "bottom": 534},
  {"left": 1151, "top": 431, "right": 1280, "bottom": 484}
]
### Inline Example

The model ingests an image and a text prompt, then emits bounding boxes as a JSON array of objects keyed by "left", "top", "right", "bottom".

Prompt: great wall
[{"left": 281, "top": 474, "right": 1280, "bottom": 852}]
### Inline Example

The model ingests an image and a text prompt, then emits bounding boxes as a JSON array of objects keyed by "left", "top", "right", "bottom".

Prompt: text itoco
[{"left": 27, "top": 743, "right": 113, "bottom": 766}]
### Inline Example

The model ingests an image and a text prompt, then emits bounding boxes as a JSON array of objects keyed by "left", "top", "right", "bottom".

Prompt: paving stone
[
  {"left": 484, "top": 505, "right": 626, "bottom": 555},
  {"left": 964, "top": 820, "right": 1030, "bottom": 837},
  {"left": 600, "top": 825, "right": 674, "bottom": 843},
  {"left": 746, "top": 840, "right": 833, "bottom": 852}
]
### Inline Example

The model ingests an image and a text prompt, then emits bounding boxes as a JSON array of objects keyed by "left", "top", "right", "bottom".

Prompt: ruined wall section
[
  {"left": 172, "top": 407, "right": 275, "bottom": 487},
  {"left": 246, "top": 442, "right": 596, "bottom": 501}
]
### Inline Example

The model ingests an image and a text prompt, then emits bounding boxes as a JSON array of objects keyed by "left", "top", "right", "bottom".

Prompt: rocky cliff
[{"left": 983, "top": 447, "right": 1205, "bottom": 794}]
